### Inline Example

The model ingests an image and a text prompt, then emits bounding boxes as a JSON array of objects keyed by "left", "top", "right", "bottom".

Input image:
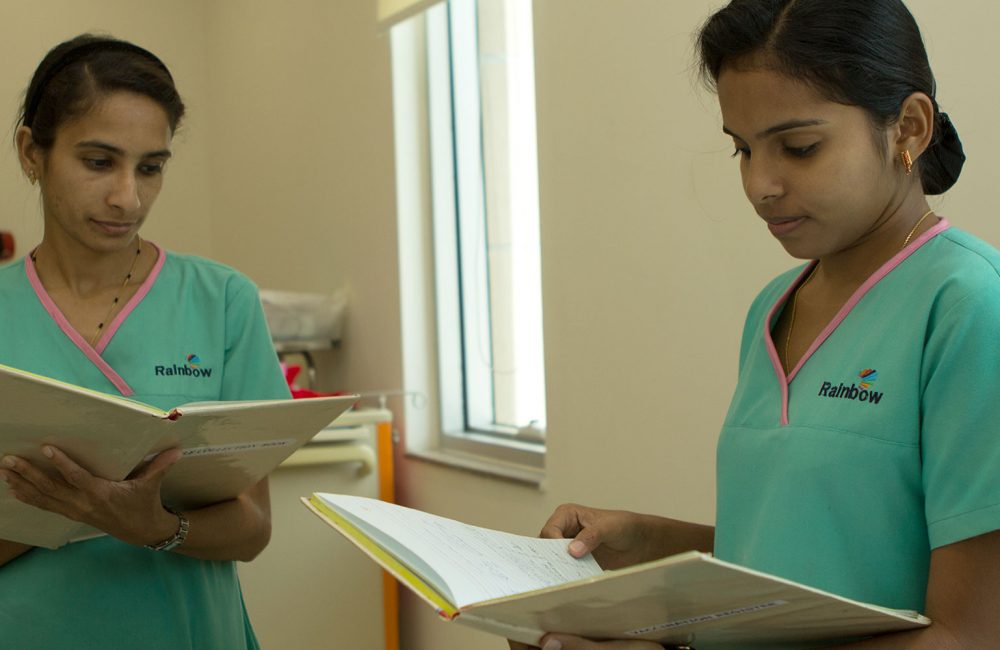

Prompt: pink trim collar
[
  {"left": 766, "top": 218, "right": 950, "bottom": 425},
  {"left": 95, "top": 242, "right": 165, "bottom": 353},
  {"left": 24, "top": 242, "right": 167, "bottom": 397}
]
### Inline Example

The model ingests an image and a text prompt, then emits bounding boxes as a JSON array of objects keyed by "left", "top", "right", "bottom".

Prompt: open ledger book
[
  {"left": 304, "top": 493, "right": 931, "bottom": 648},
  {"left": 0, "top": 363, "right": 357, "bottom": 549}
]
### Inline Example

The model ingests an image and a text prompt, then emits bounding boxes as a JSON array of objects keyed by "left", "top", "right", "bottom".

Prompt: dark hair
[
  {"left": 16, "top": 34, "right": 185, "bottom": 150},
  {"left": 697, "top": 0, "right": 965, "bottom": 194}
]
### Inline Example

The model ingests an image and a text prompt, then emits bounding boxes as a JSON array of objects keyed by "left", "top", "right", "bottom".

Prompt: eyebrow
[
  {"left": 722, "top": 118, "right": 828, "bottom": 141},
  {"left": 75, "top": 140, "right": 172, "bottom": 159}
]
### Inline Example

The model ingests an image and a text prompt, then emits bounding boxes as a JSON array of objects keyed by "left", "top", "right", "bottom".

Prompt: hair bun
[{"left": 922, "top": 112, "right": 965, "bottom": 195}]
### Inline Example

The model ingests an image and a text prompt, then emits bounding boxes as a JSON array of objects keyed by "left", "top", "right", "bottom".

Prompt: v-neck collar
[
  {"left": 24, "top": 242, "right": 166, "bottom": 397},
  {"left": 764, "top": 218, "right": 950, "bottom": 425}
]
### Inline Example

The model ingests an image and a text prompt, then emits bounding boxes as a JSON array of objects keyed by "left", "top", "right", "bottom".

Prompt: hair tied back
[
  {"left": 23, "top": 38, "right": 172, "bottom": 128},
  {"left": 922, "top": 112, "right": 965, "bottom": 195}
]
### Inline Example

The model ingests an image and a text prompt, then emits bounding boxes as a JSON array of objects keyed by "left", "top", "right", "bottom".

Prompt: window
[{"left": 392, "top": 0, "right": 545, "bottom": 479}]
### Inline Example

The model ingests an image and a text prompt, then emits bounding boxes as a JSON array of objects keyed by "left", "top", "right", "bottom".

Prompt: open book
[
  {"left": 303, "top": 493, "right": 931, "bottom": 648},
  {"left": 0, "top": 363, "right": 357, "bottom": 548}
]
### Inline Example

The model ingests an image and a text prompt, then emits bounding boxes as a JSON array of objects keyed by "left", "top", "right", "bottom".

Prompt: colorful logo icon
[
  {"left": 858, "top": 368, "right": 877, "bottom": 390},
  {"left": 186, "top": 354, "right": 201, "bottom": 368}
]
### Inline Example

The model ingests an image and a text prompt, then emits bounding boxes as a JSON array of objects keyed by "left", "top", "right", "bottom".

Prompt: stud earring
[
  {"left": 900, "top": 150, "right": 914, "bottom": 176},
  {"left": 27, "top": 169, "right": 36, "bottom": 185}
]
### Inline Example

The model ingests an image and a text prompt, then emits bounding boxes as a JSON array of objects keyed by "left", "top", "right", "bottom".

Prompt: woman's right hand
[
  {"left": 508, "top": 506, "right": 713, "bottom": 649},
  {"left": 538, "top": 503, "right": 669, "bottom": 570},
  {"left": 506, "top": 507, "right": 666, "bottom": 649},
  {"left": 0, "top": 445, "right": 182, "bottom": 547},
  {"left": 0, "top": 539, "right": 33, "bottom": 567}
]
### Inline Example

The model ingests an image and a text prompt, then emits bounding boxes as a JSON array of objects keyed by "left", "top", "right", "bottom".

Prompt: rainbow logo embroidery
[
  {"left": 817, "top": 369, "right": 884, "bottom": 405},
  {"left": 858, "top": 368, "right": 878, "bottom": 390},
  {"left": 154, "top": 354, "right": 213, "bottom": 378}
]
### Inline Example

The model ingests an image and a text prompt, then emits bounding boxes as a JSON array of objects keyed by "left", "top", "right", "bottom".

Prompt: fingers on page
[
  {"left": 542, "top": 503, "right": 589, "bottom": 539},
  {"left": 44, "top": 446, "right": 93, "bottom": 489}
]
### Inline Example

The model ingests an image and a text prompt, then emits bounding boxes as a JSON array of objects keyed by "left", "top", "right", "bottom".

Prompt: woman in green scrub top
[
  {"left": 0, "top": 35, "right": 289, "bottom": 649},
  {"left": 514, "top": 1, "right": 1000, "bottom": 648}
]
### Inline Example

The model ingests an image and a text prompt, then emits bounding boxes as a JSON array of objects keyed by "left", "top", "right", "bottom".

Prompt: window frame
[{"left": 391, "top": 0, "right": 546, "bottom": 483}]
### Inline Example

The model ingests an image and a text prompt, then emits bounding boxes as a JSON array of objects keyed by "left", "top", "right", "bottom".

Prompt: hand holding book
[
  {"left": 537, "top": 503, "right": 713, "bottom": 571},
  {"left": 1, "top": 444, "right": 183, "bottom": 548},
  {"left": 511, "top": 635, "right": 666, "bottom": 650},
  {"left": 0, "top": 362, "right": 357, "bottom": 549},
  {"left": 304, "top": 493, "right": 929, "bottom": 647}
]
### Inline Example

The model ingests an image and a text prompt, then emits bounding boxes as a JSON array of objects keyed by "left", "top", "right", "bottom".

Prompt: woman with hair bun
[
  {"left": 514, "top": 1, "right": 999, "bottom": 648},
  {"left": 0, "top": 35, "right": 288, "bottom": 648}
]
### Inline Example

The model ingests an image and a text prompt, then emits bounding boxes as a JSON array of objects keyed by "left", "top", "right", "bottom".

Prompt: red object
[
  {"left": 0, "top": 231, "right": 14, "bottom": 261},
  {"left": 282, "top": 363, "right": 351, "bottom": 400}
]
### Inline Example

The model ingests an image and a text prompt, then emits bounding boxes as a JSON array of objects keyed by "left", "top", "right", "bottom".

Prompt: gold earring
[
  {"left": 27, "top": 169, "right": 36, "bottom": 185},
  {"left": 900, "top": 150, "right": 914, "bottom": 176}
]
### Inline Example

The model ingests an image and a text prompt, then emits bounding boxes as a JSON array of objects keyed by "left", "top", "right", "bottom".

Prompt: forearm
[
  {"left": 612, "top": 513, "right": 715, "bottom": 569},
  {"left": 164, "top": 478, "right": 272, "bottom": 562},
  {"left": 0, "top": 539, "right": 33, "bottom": 567},
  {"left": 636, "top": 514, "right": 715, "bottom": 563},
  {"left": 827, "top": 625, "right": 963, "bottom": 649}
]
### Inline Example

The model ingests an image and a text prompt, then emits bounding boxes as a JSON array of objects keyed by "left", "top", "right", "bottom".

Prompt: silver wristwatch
[{"left": 144, "top": 507, "right": 190, "bottom": 552}]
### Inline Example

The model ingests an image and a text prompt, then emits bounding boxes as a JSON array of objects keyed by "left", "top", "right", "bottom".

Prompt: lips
[
  {"left": 90, "top": 219, "right": 136, "bottom": 236},
  {"left": 764, "top": 216, "right": 806, "bottom": 238}
]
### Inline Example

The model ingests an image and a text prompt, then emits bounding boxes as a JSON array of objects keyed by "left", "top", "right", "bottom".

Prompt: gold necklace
[
  {"left": 31, "top": 237, "right": 144, "bottom": 347},
  {"left": 783, "top": 264, "right": 817, "bottom": 375},
  {"left": 902, "top": 209, "right": 936, "bottom": 249},
  {"left": 783, "top": 210, "right": 935, "bottom": 374}
]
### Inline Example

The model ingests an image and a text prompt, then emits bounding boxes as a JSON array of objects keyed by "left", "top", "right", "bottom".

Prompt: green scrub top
[
  {"left": 0, "top": 245, "right": 290, "bottom": 649},
  {"left": 716, "top": 221, "right": 1000, "bottom": 612}
]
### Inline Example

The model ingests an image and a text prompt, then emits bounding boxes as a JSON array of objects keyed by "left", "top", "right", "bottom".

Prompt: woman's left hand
[
  {"left": 0, "top": 445, "right": 182, "bottom": 546},
  {"left": 533, "top": 636, "right": 666, "bottom": 649}
]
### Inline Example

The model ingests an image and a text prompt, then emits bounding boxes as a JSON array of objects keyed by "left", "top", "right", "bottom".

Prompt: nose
[
  {"left": 108, "top": 169, "right": 142, "bottom": 211},
  {"left": 742, "top": 155, "right": 783, "bottom": 206}
]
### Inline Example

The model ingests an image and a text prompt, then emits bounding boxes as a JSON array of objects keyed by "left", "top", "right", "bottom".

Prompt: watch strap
[{"left": 144, "top": 507, "right": 189, "bottom": 552}]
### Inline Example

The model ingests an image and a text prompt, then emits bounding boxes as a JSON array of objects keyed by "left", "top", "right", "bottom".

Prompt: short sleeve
[
  {"left": 220, "top": 276, "right": 291, "bottom": 402},
  {"left": 921, "top": 284, "right": 1000, "bottom": 548}
]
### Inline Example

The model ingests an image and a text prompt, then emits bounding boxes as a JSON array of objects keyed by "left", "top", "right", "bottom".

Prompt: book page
[{"left": 316, "top": 493, "right": 602, "bottom": 608}]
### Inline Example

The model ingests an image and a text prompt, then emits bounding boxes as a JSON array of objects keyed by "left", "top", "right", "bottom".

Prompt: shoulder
[
  {"left": 157, "top": 249, "right": 260, "bottom": 302},
  {"left": 0, "top": 258, "right": 26, "bottom": 282},
  {"left": 917, "top": 227, "right": 1000, "bottom": 307},
  {"left": 926, "top": 227, "right": 1000, "bottom": 278},
  {"left": 0, "top": 259, "right": 28, "bottom": 298}
]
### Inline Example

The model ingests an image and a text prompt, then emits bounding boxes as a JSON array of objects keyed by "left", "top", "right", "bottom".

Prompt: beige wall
[
  {"left": 199, "top": 0, "right": 402, "bottom": 396},
  {"left": 2, "top": 2, "right": 998, "bottom": 649}
]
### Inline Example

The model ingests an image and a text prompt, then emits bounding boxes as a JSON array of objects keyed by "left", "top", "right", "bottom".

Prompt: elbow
[{"left": 238, "top": 517, "right": 272, "bottom": 562}]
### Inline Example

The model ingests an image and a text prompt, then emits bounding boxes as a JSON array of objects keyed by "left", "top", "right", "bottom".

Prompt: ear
[
  {"left": 894, "top": 92, "right": 934, "bottom": 162},
  {"left": 15, "top": 126, "right": 43, "bottom": 182}
]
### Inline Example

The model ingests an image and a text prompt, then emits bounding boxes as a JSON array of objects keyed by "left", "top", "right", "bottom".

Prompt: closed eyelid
[
  {"left": 727, "top": 133, "right": 749, "bottom": 148},
  {"left": 785, "top": 143, "right": 820, "bottom": 158}
]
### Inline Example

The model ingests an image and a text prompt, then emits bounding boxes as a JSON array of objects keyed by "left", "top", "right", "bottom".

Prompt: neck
[
  {"left": 813, "top": 195, "right": 934, "bottom": 289},
  {"left": 32, "top": 235, "right": 144, "bottom": 298}
]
